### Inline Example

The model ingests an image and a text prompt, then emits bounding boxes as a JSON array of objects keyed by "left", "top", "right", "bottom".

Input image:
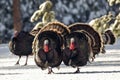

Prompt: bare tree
[{"left": 13, "top": 0, "right": 22, "bottom": 32}]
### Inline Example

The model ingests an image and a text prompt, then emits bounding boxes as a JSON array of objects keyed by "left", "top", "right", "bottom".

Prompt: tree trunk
[{"left": 13, "top": 0, "right": 22, "bottom": 32}]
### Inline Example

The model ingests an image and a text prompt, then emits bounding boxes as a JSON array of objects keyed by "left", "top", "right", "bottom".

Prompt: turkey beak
[{"left": 43, "top": 40, "right": 49, "bottom": 53}]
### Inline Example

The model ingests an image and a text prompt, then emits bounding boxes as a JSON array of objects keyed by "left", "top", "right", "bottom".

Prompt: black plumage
[
  {"left": 69, "top": 23, "right": 103, "bottom": 59},
  {"left": 103, "top": 30, "right": 116, "bottom": 45},
  {"left": 35, "top": 31, "right": 63, "bottom": 72},
  {"left": 101, "top": 30, "right": 116, "bottom": 53},
  {"left": 33, "top": 22, "right": 70, "bottom": 74},
  {"left": 63, "top": 31, "right": 91, "bottom": 73},
  {"left": 9, "top": 31, "right": 34, "bottom": 65}
]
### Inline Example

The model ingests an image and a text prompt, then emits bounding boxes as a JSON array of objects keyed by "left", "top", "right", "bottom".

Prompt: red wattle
[
  {"left": 43, "top": 45, "right": 49, "bottom": 53},
  {"left": 69, "top": 42, "right": 75, "bottom": 50}
]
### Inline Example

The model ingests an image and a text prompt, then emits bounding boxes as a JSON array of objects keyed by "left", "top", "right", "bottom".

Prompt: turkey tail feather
[
  {"left": 69, "top": 23, "right": 103, "bottom": 54},
  {"left": 39, "top": 21, "right": 70, "bottom": 36},
  {"left": 104, "top": 30, "right": 116, "bottom": 45},
  {"left": 32, "top": 21, "right": 70, "bottom": 55}
]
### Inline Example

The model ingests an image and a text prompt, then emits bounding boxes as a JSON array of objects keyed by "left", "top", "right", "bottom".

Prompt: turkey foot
[
  {"left": 48, "top": 67, "right": 54, "bottom": 74},
  {"left": 74, "top": 67, "right": 80, "bottom": 73},
  {"left": 23, "top": 56, "right": 28, "bottom": 66},
  {"left": 15, "top": 56, "right": 21, "bottom": 65}
]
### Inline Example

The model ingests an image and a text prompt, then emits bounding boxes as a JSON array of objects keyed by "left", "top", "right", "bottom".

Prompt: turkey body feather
[
  {"left": 33, "top": 22, "right": 70, "bottom": 74},
  {"left": 69, "top": 23, "right": 103, "bottom": 58},
  {"left": 63, "top": 31, "right": 91, "bottom": 73},
  {"left": 34, "top": 31, "right": 63, "bottom": 69},
  {"left": 9, "top": 31, "right": 34, "bottom": 65}
]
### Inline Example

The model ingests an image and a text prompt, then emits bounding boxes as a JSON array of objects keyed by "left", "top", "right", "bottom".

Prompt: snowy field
[{"left": 0, "top": 38, "right": 120, "bottom": 80}]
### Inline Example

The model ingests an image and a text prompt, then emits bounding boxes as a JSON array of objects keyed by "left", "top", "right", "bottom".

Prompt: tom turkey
[
  {"left": 33, "top": 21, "right": 70, "bottom": 74},
  {"left": 101, "top": 29, "right": 116, "bottom": 53},
  {"left": 9, "top": 31, "right": 34, "bottom": 65},
  {"left": 102, "top": 30, "right": 116, "bottom": 45},
  {"left": 68, "top": 23, "right": 103, "bottom": 59},
  {"left": 62, "top": 23, "right": 103, "bottom": 73},
  {"left": 63, "top": 31, "right": 91, "bottom": 73}
]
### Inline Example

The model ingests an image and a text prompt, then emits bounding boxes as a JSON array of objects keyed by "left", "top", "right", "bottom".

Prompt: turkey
[
  {"left": 68, "top": 23, "right": 103, "bottom": 59},
  {"left": 63, "top": 31, "right": 91, "bottom": 73},
  {"left": 102, "top": 30, "right": 116, "bottom": 45},
  {"left": 33, "top": 21, "right": 70, "bottom": 74},
  {"left": 62, "top": 23, "right": 103, "bottom": 73},
  {"left": 101, "top": 29, "right": 116, "bottom": 53},
  {"left": 9, "top": 31, "right": 34, "bottom": 65}
]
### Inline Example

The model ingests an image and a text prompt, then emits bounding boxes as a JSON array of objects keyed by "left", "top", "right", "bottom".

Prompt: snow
[{"left": 0, "top": 38, "right": 120, "bottom": 80}]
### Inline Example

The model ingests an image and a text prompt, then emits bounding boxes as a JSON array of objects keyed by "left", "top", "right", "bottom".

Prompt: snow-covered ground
[{"left": 0, "top": 38, "right": 120, "bottom": 80}]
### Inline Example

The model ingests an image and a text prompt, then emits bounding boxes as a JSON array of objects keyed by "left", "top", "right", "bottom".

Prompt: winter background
[
  {"left": 0, "top": 38, "right": 120, "bottom": 80},
  {"left": 0, "top": 0, "right": 119, "bottom": 43},
  {"left": 0, "top": 0, "right": 120, "bottom": 80}
]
